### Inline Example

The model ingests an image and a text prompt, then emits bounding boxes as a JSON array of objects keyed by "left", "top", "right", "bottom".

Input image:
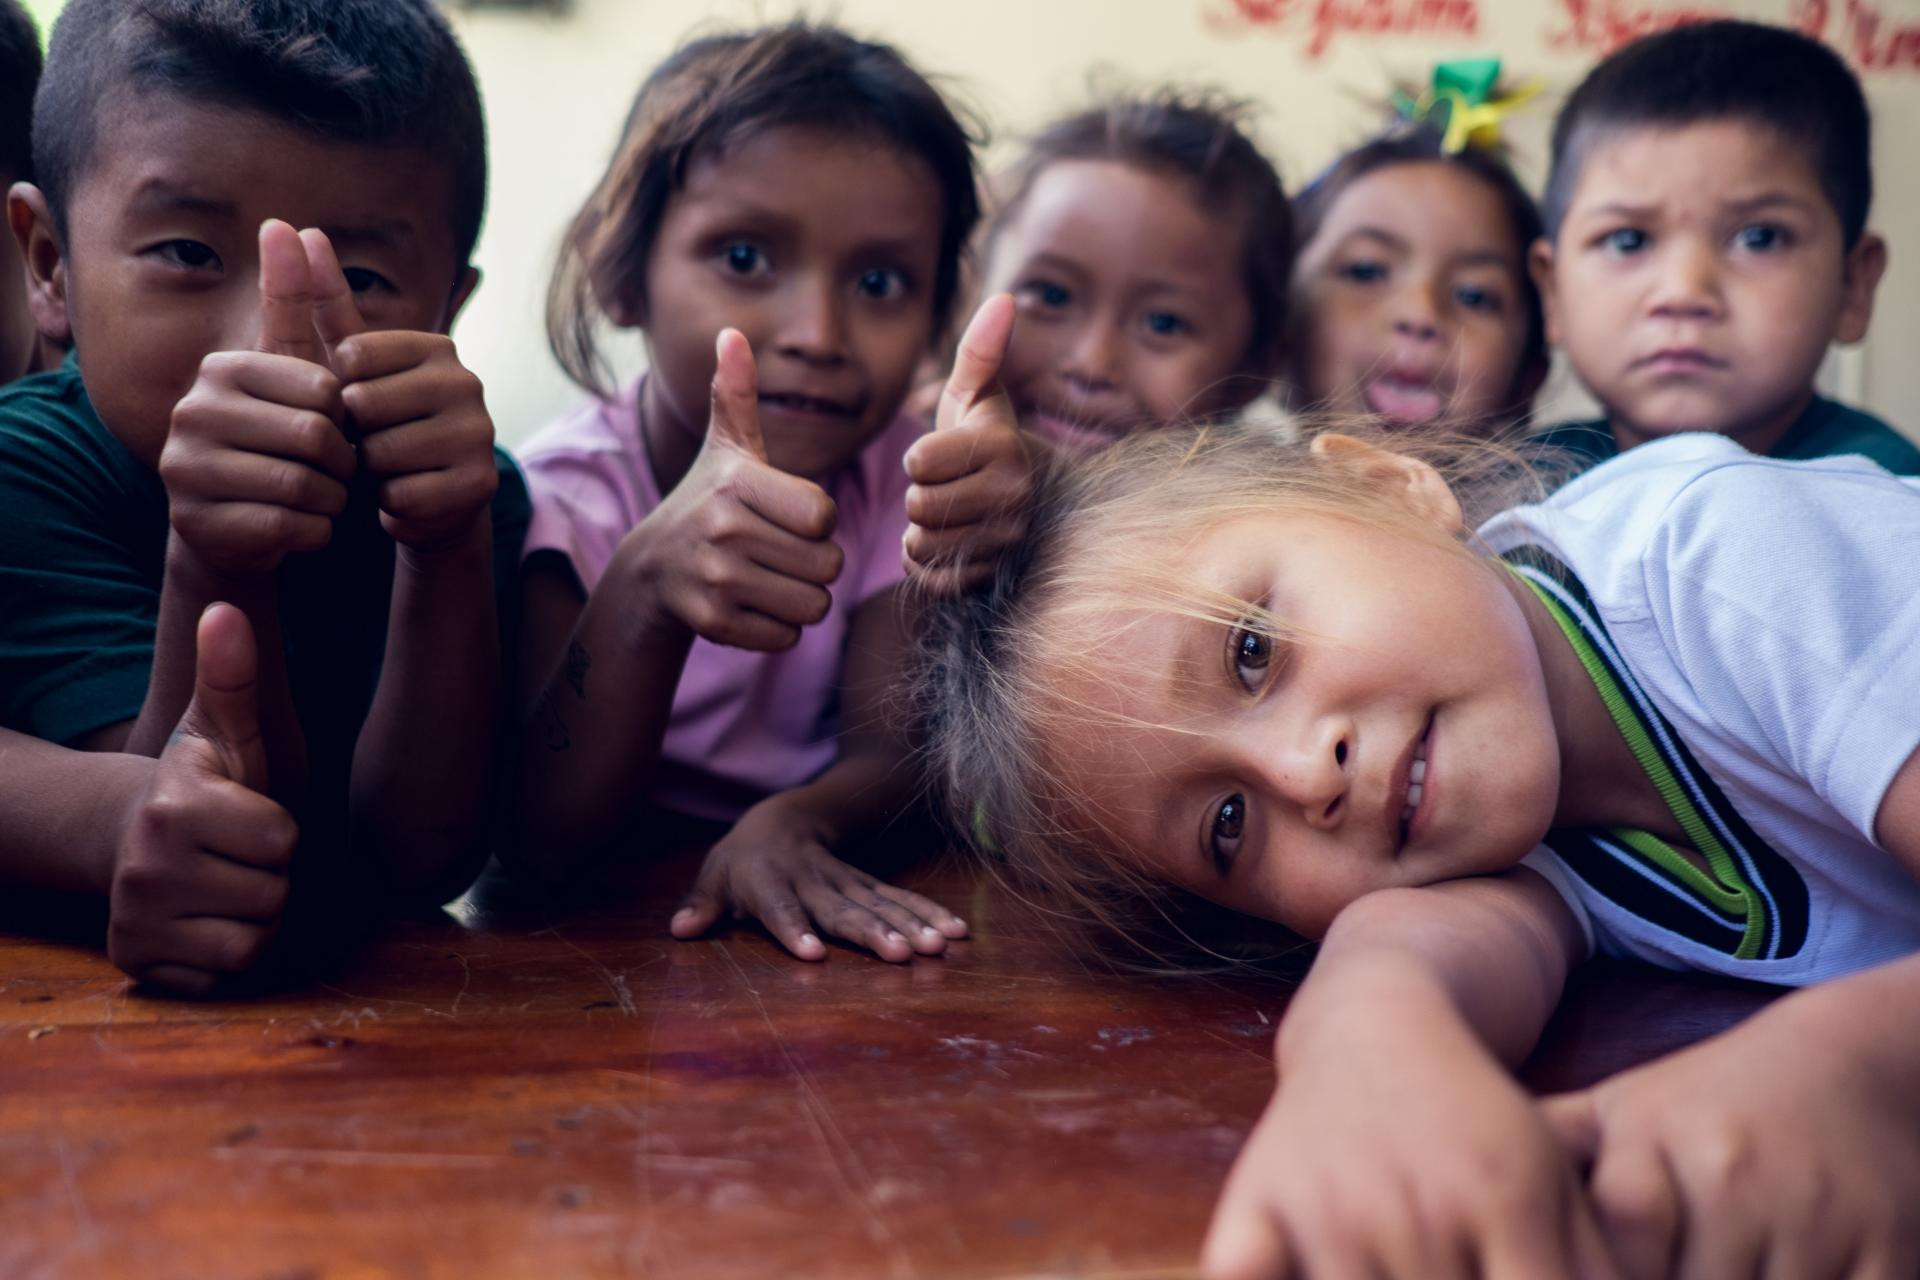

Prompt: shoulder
[
  {"left": 513, "top": 385, "right": 654, "bottom": 521},
  {"left": 0, "top": 362, "right": 157, "bottom": 517},
  {"left": 1785, "top": 397, "right": 1920, "bottom": 476}
]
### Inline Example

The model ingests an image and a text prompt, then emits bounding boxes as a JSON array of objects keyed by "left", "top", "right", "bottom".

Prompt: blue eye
[
  {"left": 1599, "top": 228, "right": 1648, "bottom": 255},
  {"left": 1338, "top": 259, "right": 1387, "bottom": 284},
  {"left": 858, "top": 267, "right": 907, "bottom": 300},
  {"left": 1018, "top": 279, "right": 1071, "bottom": 309},
  {"left": 1454, "top": 284, "right": 1502, "bottom": 313},
  {"left": 154, "top": 240, "right": 220, "bottom": 271},
  {"left": 1210, "top": 793, "right": 1247, "bottom": 873},
  {"left": 1144, "top": 310, "right": 1191, "bottom": 338},
  {"left": 1734, "top": 224, "right": 1789, "bottom": 252},
  {"left": 722, "top": 242, "right": 767, "bottom": 275}
]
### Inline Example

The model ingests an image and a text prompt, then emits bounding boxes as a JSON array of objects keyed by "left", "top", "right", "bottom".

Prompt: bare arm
[
  {"left": 0, "top": 729, "right": 151, "bottom": 895},
  {"left": 504, "top": 551, "right": 694, "bottom": 883}
]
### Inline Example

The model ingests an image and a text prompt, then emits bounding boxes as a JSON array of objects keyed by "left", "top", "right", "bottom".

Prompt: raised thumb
[
  {"left": 706, "top": 328, "right": 768, "bottom": 461},
  {"left": 174, "top": 602, "right": 269, "bottom": 793}
]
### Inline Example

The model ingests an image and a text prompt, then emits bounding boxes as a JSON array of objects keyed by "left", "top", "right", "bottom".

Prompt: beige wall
[{"left": 396, "top": 2, "right": 1920, "bottom": 442}]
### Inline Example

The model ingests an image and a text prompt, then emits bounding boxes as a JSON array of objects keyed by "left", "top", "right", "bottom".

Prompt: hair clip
[{"left": 1391, "top": 57, "right": 1540, "bottom": 155}]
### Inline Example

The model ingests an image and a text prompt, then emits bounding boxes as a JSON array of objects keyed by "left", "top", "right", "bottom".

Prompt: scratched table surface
[{"left": 0, "top": 840, "right": 1781, "bottom": 1280}]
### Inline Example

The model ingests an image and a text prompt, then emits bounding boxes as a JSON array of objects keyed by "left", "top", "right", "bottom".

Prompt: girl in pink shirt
[{"left": 510, "top": 22, "right": 979, "bottom": 963}]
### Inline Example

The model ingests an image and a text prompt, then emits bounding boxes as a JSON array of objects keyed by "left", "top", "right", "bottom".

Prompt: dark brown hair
[
  {"left": 547, "top": 21, "right": 982, "bottom": 397},
  {"left": 1293, "top": 124, "right": 1549, "bottom": 401},
  {"left": 985, "top": 88, "right": 1293, "bottom": 374}
]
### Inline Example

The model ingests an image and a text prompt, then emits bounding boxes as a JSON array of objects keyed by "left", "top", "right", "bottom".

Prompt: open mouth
[
  {"left": 1363, "top": 375, "right": 1447, "bottom": 425},
  {"left": 759, "top": 391, "right": 857, "bottom": 418},
  {"left": 1028, "top": 407, "right": 1127, "bottom": 451},
  {"left": 1398, "top": 714, "right": 1435, "bottom": 847}
]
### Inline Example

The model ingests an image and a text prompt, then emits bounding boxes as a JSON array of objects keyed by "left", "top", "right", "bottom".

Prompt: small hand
[
  {"left": 297, "top": 230, "right": 499, "bottom": 553},
  {"left": 160, "top": 220, "right": 356, "bottom": 577},
  {"left": 903, "top": 294, "right": 1039, "bottom": 595},
  {"left": 1203, "top": 1026, "right": 1620, "bottom": 1280},
  {"left": 669, "top": 797, "right": 968, "bottom": 963},
  {"left": 622, "top": 329, "right": 845, "bottom": 650},
  {"left": 1544, "top": 1014, "right": 1920, "bottom": 1280},
  {"left": 109, "top": 603, "right": 299, "bottom": 994}
]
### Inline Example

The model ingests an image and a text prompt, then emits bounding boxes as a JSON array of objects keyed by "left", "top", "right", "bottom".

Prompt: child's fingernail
[
  {"left": 886, "top": 931, "right": 906, "bottom": 943},
  {"left": 800, "top": 933, "right": 820, "bottom": 949},
  {"left": 921, "top": 926, "right": 940, "bottom": 937}
]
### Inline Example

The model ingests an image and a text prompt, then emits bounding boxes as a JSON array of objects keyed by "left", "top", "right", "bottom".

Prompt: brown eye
[
  {"left": 1232, "top": 626, "right": 1271, "bottom": 691},
  {"left": 1211, "top": 794, "right": 1246, "bottom": 874}
]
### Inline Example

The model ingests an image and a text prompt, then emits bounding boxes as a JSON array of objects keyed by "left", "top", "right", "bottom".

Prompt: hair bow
[{"left": 1392, "top": 58, "right": 1540, "bottom": 155}]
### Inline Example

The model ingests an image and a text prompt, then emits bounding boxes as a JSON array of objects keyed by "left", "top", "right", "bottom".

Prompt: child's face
[
  {"left": 1040, "top": 503, "right": 1561, "bottom": 938},
  {"left": 15, "top": 91, "right": 472, "bottom": 467},
  {"left": 1293, "top": 162, "right": 1536, "bottom": 432},
  {"left": 1535, "top": 120, "right": 1885, "bottom": 451},
  {"left": 635, "top": 125, "right": 942, "bottom": 479},
  {"left": 982, "top": 160, "right": 1258, "bottom": 450}
]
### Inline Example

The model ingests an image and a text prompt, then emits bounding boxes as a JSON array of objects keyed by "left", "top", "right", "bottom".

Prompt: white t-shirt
[{"left": 1477, "top": 434, "right": 1920, "bottom": 986}]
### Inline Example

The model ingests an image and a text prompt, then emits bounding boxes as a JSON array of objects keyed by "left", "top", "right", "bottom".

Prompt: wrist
[
  {"left": 395, "top": 516, "right": 491, "bottom": 572},
  {"left": 165, "top": 530, "right": 276, "bottom": 601},
  {"left": 608, "top": 541, "right": 694, "bottom": 650}
]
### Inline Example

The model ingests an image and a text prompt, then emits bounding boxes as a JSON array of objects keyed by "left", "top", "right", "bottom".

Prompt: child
[
  {"left": 1288, "top": 118, "right": 1547, "bottom": 434},
  {"left": 0, "top": 0, "right": 58, "bottom": 384},
  {"left": 921, "top": 414, "right": 1920, "bottom": 1277},
  {"left": 904, "top": 90, "right": 1292, "bottom": 594},
  {"left": 1531, "top": 20, "right": 1919, "bottom": 474},
  {"left": 0, "top": 0, "right": 529, "bottom": 990},
  {"left": 513, "top": 24, "right": 976, "bottom": 964}
]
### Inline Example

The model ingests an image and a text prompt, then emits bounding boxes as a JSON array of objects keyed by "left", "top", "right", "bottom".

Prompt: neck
[
  {"left": 1507, "top": 573, "right": 1684, "bottom": 840},
  {"left": 1613, "top": 387, "right": 1815, "bottom": 458},
  {"left": 637, "top": 371, "right": 703, "bottom": 496}
]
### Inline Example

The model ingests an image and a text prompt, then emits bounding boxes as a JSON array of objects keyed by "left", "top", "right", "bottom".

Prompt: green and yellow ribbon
[{"left": 1392, "top": 57, "right": 1540, "bottom": 155}]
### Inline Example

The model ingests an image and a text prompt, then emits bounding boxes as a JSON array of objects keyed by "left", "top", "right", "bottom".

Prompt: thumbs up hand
[
  {"left": 311, "top": 229, "right": 500, "bottom": 554},
  {"left": 160, "top": 219, "right": 357, "bottom": 579},
  {"left": 619, "top": 329, "right": 845, "bottom": 651},
  {"left": 109, "top": 604, "right": 299, "bottom": 995},
  {"left": 902, "top": 294, "right": 1041, "bottom": 596}
]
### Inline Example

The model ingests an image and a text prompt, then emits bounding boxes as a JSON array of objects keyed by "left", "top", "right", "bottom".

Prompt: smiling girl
[
  {"left": 509, "top": 23, "right": 978, "bottom": 962},
  {"left": 922, "top": 419, "right": 1920, "bottom": 1277}
]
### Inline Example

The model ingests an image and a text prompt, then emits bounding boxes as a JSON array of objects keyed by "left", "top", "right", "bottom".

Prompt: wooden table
[{"left": 0, "top": 845, "right": 1781, "bottom": 1279}]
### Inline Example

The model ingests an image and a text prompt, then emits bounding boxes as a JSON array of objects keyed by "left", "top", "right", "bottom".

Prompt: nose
[
  {"left": 1246, "top": 715, "right": 1352, "bottom": 831},
  {"left": 1649, "top": 237, "right": 1723, "bottom": 320},
  {"left": 774, "top": 273, "right": 849, "bottom": 366},
  {"left": 1060, "top": 316, "right": 1123, "bottom": 395},
  {"left": 1390, "top": 278, "right": 1443, "bottom": 343}
]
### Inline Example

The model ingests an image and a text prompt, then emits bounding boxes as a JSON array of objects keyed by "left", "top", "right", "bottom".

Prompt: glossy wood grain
[{"left": 0, "top": 844, "right": 1781, "bottom": 1280}]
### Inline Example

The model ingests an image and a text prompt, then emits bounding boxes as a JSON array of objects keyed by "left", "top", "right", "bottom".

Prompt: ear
[
  {"left": 1834, "top": 231, "right": 1887, "bottom": 346},
  {"left": 8, "top": 183, "right": 73, "bottom": 346},
  {"left": 1527, "top": 235, "right": 1563, "bottom": 348},
  {"left": 1310, "top": 432, "right": 1463, "bottom": 535},
  {"left": 433, "top": 264, "right": 480, "bottom": 335}
]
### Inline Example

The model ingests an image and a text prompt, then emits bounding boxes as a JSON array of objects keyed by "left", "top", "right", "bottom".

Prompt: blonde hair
[{"left": 916, "top": 417, "right": 1549, "bottom": 947}]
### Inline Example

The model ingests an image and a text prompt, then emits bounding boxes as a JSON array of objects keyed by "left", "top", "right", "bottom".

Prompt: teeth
[
  {"left": 1402, "top": 781, "right": 1424, "bottom": 820},
  {"left": 1410, "top": 759, "right": 1426, "bottom": 784}
]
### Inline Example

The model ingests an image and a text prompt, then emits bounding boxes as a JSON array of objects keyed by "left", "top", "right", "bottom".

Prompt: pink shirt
[{"left": 518, "top": 379, "right": 922, "bottom": 822}]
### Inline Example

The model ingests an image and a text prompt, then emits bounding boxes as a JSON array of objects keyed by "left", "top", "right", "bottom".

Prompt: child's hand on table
[
  {"left": 110, "top": 604, "right": 296, "bottom": 994},
  {"left": 903, "top": 294, "right": 1039, "bottom": 596},
  {"left": 1204, "top": 1010, "right": 1619, "bottom": 1280},
  {"left": 617, "top": 329, "right": 844, "bottom": 650},
  {"left": 161, "top": 220, "right": 357, "bottom": 578},
  {"left": 1544, "top": 996, "right": 1920, "bottom": 1280},
  {"left": 669, "top": 792, "right": 968, "bottom": 963},
  {"left": 298, "top": 229, "right": 498, "bottom": 554}
]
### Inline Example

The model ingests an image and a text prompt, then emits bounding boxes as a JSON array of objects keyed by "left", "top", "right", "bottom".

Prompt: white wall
[{"left": 443, "top": 0, "right": 1920, "bottom": 443}]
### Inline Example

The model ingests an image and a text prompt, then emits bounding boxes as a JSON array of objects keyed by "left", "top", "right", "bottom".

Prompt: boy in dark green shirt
[
  {"left": 1529, "top": 21, "right": 1919, "bottom": 477},
  {"left": 0, "top": 0, "right": 528, "bottom": 992}
]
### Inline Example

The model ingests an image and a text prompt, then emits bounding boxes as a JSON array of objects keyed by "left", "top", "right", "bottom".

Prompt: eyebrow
[
  {"left": 1339, "top": 226, "right": 1410, "bottom": 253},
  {"left": 325, "top": 221, "right": 418, "bottom": 251},
  {"left": 125, "top": 180, "right": 236, "bottom": 221},
  {"left": 1582, "top": 192, "right": 1815, "bottom": 221}
]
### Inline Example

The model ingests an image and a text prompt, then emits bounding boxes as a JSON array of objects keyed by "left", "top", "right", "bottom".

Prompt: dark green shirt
[
  {"left": 0, "top": 359, "right": 531, "bottom": 779},
  {"left": 1530, "top": 395, "right": 1920, "bottom": 480}
]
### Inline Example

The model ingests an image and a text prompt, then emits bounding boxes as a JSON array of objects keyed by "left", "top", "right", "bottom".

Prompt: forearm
[
  {"left": 1746, "top": 951, "right": 1920, "bottom": 1118},
  {"left": 752, "top": 748, "right": 920, "bottom": 851},
  {"left": 508, "top": 575, "right": 693, "bottom": 881},
  {"left": 126, "top": 536, "right": 305, "bottom": 791},
  {"left": 1281, "top": 873, "right": 1580, "bottom": 1071},
  {"left": 0, "top": 732, "right": 151, "bottom": 896},
  {"left": 350, "top": 526, "right": 498, "bottom": 901}
]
